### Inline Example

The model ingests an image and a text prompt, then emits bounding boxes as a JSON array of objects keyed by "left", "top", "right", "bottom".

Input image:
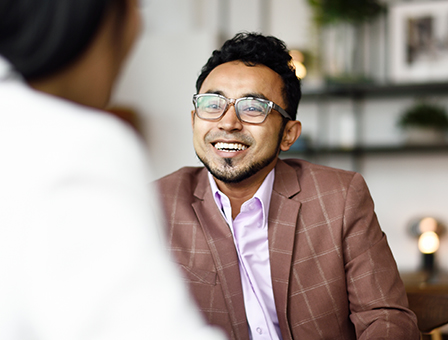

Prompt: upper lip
[{"left": 212, "top": 139, "right": 247, "bottom": 145}]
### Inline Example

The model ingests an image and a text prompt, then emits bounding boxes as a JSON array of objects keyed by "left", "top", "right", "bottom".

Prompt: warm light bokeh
[{"left": 418, "top": 231, "right": 440, "bottom": 254}]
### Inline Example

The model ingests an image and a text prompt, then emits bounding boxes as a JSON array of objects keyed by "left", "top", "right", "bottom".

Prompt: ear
[
  {"left": 280, "top": 120, "right": 302, "bottom": 152},
  {"left": 191, "top": 110, "right": 195, "bottom": 129}
]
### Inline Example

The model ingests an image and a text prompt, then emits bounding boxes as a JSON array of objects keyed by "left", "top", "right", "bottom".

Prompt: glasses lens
[
  {"left": 196, "top": 95, "right": 226, "bottom": 119},
  {"left": 236, "top": 98, "right": 269, "bottom": 123}
]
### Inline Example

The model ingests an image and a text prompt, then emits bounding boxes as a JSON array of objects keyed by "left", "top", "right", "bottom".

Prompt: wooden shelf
[
  {"left": 302, "top": 81, "right": 448, "bottom": 99},
  {"left": 285, "top": 144, "right": 448, "bottom": 157},
  {"left": 401, "top": 271, "right": 448, "bottom": 291}
]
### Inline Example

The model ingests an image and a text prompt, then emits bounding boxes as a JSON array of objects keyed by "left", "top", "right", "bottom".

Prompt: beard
[
  {"left": 198, "top": 150, "right": 279, "bottom": 184},
  {"left": 197, "top": 122, "right": 286, "bottom": 184}
]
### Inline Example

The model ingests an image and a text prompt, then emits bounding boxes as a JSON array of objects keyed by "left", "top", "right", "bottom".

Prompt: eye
[
  {"left": 206, "top": 102, "right": 220, "bottom": 110},
  {"left": 199, "top": 97, "right": 225, "bottom": 113},
  {"left": 238, "top": 99, "right": 266, "bottom": 116}
]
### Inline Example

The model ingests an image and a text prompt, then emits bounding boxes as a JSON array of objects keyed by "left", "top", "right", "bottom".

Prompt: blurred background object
[
  {"left": 403, "top": 216, "right": 448, "bottom": 339},
  {"left": 408, "top": 217, "right": 446, "bottom": 275},
  {"left": 398, "top": 100, "right": 448, "bottom": 145},
  {"left": 307, "top": 0, "right": 385, "bottom": 84},
  {"left": 289, "top": 49, "right": 307, "bottom": 79}
]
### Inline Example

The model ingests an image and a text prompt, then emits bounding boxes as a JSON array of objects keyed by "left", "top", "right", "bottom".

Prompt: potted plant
[
  {"left": 307, "top": 0, "right": 384, "bottom": 25},
  {"left": 398, "top": 101, "right": 448, "bottom": 145},
  {"left": 306, "top": 0, "right": 385, "bottom": 84}
]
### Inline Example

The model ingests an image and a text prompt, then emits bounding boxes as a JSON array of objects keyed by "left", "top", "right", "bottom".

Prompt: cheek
[
  {"left": 253, "top": 126, "right": 279, "bottom": 148},
  {"left": 193, "top": 119, "right": 214, "bottom": 138},
  {"left": 192, "top": 123, "right": 207, "bottom": 149},
  {"left": 133, "top": 9, "right": 143, "bottom": 42},
  {"left": 123, "top": 7, "right": 142, "bottom": 57}
]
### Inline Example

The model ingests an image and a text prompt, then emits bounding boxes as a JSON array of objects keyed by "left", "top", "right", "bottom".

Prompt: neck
[
  {"left": 28, "top": 56, "right": 114, "bottom": 109},
  {"left": 214, "top": 165, "right": 274, "bottom": 219}
]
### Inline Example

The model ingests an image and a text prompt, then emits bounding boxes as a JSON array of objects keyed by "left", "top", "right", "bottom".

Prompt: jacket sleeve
[{"left": 342, "top": 173, "right": 420, "bottom": 339}]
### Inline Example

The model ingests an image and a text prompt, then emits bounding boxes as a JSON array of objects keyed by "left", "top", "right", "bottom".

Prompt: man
[
  {"left": 0, "top": 1, "right": 225, "bottom": 339},
  {"left": 156, "top": 32, "right": 419, "bottom": 339}
]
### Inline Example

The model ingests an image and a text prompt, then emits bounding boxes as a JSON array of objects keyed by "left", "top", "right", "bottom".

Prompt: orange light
[
  {"left": 418, "top": 217, "right": 438, "bottom": 233},
  {"left": 290, "top": 50, "right": 307, "bottom": 79}
]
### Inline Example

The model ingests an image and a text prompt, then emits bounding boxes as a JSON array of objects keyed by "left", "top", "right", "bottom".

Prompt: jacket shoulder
[
  {"left": 282, "top": 158, "right": 354, "bottom": 176},
  {"left": 279, "top": 158, "right": 366, "bottom": 199},
  {"left": 282, "top": 158, "right": 357, "bottom": 183}
]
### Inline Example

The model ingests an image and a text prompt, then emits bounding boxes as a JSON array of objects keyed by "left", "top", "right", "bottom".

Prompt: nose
[{"left": 217, "top": 103, "right": 243, "bottom": 131}]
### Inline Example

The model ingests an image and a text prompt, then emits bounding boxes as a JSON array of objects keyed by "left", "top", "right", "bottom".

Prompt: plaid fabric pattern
[{"left": 156, "top": 159, "right": 419, "bottom": 340}]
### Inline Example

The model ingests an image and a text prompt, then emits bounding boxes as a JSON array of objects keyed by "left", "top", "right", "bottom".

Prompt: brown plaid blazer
[{"left": 156, "top": 159, "right": 419, "bottom": 340}]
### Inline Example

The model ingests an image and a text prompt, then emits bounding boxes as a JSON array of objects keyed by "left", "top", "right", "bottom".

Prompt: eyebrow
[{"left": 204, "top": 90, "right": 269, "bottom": 101}]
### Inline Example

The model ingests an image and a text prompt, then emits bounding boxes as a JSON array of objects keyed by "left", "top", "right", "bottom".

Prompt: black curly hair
[
  {"left": 0, "top": 0, "right": 126, "bottom": 80},
  {"left": 195, "top": 32, "right": 301, "bottom": 120}
]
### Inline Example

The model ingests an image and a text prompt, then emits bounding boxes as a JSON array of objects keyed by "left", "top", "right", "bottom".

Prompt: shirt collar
[{"left": 208, "top": 168, "right": 275, "bottom": 227}]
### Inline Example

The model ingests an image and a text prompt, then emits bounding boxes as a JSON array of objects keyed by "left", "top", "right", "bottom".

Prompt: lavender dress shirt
[{"left": 208, "top": 170, "right": 281, "bottom": 340}]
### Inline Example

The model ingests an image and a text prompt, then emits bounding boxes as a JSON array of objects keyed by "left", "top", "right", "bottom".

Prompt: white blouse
[{"left": 0, "top": 56, "right": 225, "bottom": 340}]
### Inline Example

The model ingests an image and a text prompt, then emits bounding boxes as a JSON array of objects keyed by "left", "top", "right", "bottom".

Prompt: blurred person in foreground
[
  {"left": 0, "top": 0, "right": 226, "bottom": 339},
  {"left": 156, "top": 32, "right": 419, "bottom": 340}
]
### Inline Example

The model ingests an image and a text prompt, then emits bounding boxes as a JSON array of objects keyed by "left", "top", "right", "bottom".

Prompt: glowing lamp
[
  {"left": 409, "top": 217, "right": 445, "bottom": 274},
  {"left": 418, "top": 231, "right": 440, "bottom": 254}
]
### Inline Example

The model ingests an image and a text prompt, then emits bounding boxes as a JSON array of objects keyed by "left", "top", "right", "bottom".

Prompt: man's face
[{"left": 192, "top": 61, "right": 288, "bottom": 184}]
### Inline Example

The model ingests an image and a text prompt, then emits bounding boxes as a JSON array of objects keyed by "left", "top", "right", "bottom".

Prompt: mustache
[{"left": 204, "top": 132, "right": 254, "bottom": 146}]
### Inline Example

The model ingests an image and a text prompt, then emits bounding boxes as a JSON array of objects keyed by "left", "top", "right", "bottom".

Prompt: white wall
[
  {"left": 113, "top": 0, "right": 221, "bottom": 176},
  {"left": 112, "top": 0, "right": 448, "bottom": 272}
]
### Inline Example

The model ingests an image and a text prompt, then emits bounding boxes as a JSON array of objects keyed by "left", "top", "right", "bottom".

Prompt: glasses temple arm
[{"left": 272, "top": 103, "right": 292, "bottom": 120}]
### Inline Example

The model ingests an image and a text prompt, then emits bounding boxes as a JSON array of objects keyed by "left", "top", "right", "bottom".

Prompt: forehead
[{"left": 199, "top": 61, "right": 285, "bottom": 103}]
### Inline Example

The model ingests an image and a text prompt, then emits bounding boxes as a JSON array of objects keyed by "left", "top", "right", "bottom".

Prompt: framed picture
[{"left": 389, "top": 1, "right": 448, "bottom": 83}]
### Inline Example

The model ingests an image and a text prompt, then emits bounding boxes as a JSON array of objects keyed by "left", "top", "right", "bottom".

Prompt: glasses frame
[{"left": 192, "top": 93, "right": 291, "bottom": 124}]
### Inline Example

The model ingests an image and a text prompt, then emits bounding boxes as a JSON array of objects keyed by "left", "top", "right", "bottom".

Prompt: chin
[{"left": 200, "top": 154, "right": 278, "bottom": 184}]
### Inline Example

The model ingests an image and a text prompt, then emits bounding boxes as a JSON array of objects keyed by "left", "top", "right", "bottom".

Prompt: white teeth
[{"left": 214, "top": 142, "right": 248, "bottom": 152}]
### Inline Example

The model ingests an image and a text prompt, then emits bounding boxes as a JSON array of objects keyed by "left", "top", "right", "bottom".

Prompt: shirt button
[{"left": 256, "top": 327, "right": 263, "bottom": 334}]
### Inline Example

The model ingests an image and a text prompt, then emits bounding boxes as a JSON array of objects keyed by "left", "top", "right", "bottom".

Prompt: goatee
[{"left": 198, "top": 151, "right": 278, "bottom": 184}]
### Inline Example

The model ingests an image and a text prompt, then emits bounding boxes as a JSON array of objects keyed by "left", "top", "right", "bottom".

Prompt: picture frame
[{"left": 389, "top": 1, "right": 448, "bottom": 83}]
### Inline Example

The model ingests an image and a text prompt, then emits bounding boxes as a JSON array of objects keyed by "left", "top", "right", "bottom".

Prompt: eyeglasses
[{"left": 192, "top": 93, "right": 291, "bottom": 124}]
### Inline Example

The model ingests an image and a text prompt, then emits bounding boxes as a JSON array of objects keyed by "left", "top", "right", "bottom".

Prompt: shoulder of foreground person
[{"left": 0, "top": 86, "right": 227, "bottom": 340}]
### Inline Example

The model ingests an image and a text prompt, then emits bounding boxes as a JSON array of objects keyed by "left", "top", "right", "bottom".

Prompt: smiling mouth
[{"left": 214, "top": 142, "right": 248, "bottom": 152}]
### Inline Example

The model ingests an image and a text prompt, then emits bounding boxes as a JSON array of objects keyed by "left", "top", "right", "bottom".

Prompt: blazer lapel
[
  {"left": 269, "top": 159, "right": 302, "bottom": 340},
  {"left": 191, "top": 169, "right": 250, "bottom": 340}
]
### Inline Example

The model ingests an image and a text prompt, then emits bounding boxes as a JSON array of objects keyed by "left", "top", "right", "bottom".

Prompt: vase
[{"left": 404, "top": 127, "right": 447, "bottom": 145}]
